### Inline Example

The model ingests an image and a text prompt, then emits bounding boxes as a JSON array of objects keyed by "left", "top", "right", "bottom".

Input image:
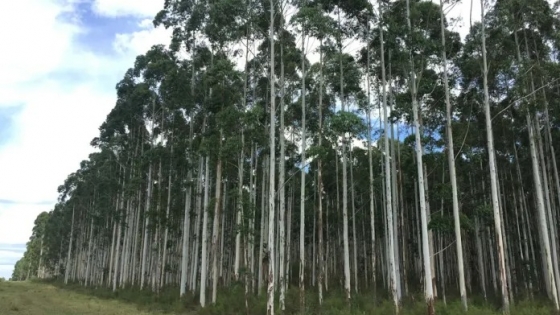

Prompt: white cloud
[
  {"left": 0, "top": 265, "right": 15, "bottom": 279},
  {"left": 442, "top": 0, "right": 481, "bottom": 39},
  {"left": 114, "top": 19, "right": 171, "bottom": 55},
  {"left": 92, "top": 0, "right": 164, "bottom": 18},
  {"left": 0, "top": 0, "right": 170, "bottom": 278},
  {"left": 0, "top": 204, "right": 50, "bottom": 246},
  {"left": 0, "top": 0, "right": 80, "bottom": 91}
]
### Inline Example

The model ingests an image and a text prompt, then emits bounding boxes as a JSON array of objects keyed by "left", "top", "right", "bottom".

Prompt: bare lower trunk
[
  {"left": 200, "top": 155, "right": 211, "bottom": 307},
  {"left": 211, "top": 149, "right": 223, "bottom": 304},
  {"left": 65, "top": 207, "right": 75, "bottom": 284}
]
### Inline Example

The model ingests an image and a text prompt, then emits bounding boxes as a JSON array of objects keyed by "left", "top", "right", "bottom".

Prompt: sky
[
  {"left": 0, "top": 0, "right": 171, "bottom": 279},
  {"left": 0, "top": 0, "right": 480, "bottom": 280}
]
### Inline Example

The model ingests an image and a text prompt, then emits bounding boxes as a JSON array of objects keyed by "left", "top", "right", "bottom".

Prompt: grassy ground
[
  {"left": 0, "top": 280, "right": 171, "bottom": 315},
  {"left": 0, "top": 280, "right": 556, "bottom": 315}
]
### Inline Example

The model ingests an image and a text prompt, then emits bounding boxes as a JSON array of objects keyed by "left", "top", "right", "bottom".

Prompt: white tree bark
[
  {"left": 180, "top": 121, "right": 194, "bottom": 296},
  {"left": 200, "top": 154, "right": 211, "bottom": 307},
  {"left": 299, "top": 19, "right": 307, "bottom": 309},
  {"left": 279, "top": 39, "right": 287, "bottom": 311},
  {"left": 378, "top": 0, "right": 398, "bottom": 310},
  {"left": 267, "top": 0, "right": 276, "bottom": 312},
  {"left": 65, "top": 206, "right": 75, "bottom": 285},
  {"left": 439, "top": 0, "right": 467, "bottom": 309},
  {"left": 406, "top": 0, "right": 434, "bottom": 312},
  {"left": 337, "top": 6, "right": 351, "bottom": 302},
  {"left": 527, "top": 114, "right": 559, "bottom": 310},
  {"left": 211, "top": 145, "right": 223, "bottom": 304},
  {"left": 480, "top": 1, "right": 510, "bottom": 312}
]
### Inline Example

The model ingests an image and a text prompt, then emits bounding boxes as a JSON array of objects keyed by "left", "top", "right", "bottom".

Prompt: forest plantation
[{"left": 8, "top": 0, "right": 560, "bottom": 314}]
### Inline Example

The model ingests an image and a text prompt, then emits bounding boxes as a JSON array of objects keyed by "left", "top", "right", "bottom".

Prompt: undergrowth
[{"left": 40, "top": 279, "right": 556, "bottom": 315}]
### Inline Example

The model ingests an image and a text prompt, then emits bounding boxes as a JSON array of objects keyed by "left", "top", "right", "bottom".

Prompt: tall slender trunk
[
  {"left": 299, "top": 16, "right": 307, "bottom": 310},
  {"left": 480, "top": 2, "right": 510, "bottom": 312},
  {"left": 200, "top": 153, "right": 211, "bottom": 307},
  {"left": 526, "top": 114, "right": 559, "bottom": 310},
  {"left": 317, "top": 36, "right": 325, "bottom": 307},
  {"left": 439, "top": 0, "right": 467, "bottom": 309},
  {"left": 65, "top": 207, "right": 75, "bottom": 284},
  {"left": 337, "top": 5, "right": 351, "bottom": 303},
  {"left": 378, "top": 0, "right": 398, "bottom": 310},
  {"left": 406, "top": 0, "right": 434, "bottom": 313},
  {"left": 267, "top": 0, "right": 276, "bottom": 311},
  {"left": 211, "top": 134, "right": 224, "bottom": 304},
  {"left": 366, "top": 36, "right": 376, "bottom": 297},
  {"left": 191, "top": 152, "right": 205, "bottom": 292},
  {"left": 180, "top": 120, "right": 194, "bottom": 296},
  {"left": 235, "top": 130, "right": 245, "bottom": 281},
  {"left": 279, "top": 38, "right": 287, "bottom": 311},
  {"left": 113, "top": 183, "right": 125, "bottom": 292},
  {"left": 161, "top": 140, "right": 173, "bottom": 289},
  {"left": 141, "top": 101, "right": 156, "bottom": 290},
  {"left": 85, "top": 217, "right": 94, "bottom": 286},
  {"left": 350, "top": 147, "right": 358, "bottom": 293}
]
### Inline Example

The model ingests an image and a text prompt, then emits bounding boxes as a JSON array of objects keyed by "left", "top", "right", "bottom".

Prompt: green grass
[
  {"left": 0, "top": 280, "right": 173, "bottom": 315},
  {"left": 1, "top": 280, "right": 556, "bottom": 314}
]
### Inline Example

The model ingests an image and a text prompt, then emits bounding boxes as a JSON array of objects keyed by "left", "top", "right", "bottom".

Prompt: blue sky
[
  {"left": 0, "top": 0, "right": 170, "bottom": 279},
  {"left": 0, "top": 0, "right": 482, "bottom": 280}
]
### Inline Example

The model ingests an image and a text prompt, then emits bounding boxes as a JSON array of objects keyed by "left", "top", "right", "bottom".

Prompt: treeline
[{"left": 11, "top": 0, "right": 560, "bottom": 314}]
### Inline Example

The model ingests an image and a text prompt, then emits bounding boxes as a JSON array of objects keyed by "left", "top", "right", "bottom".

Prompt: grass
[
  {"left": 0, "top": 279, "right": 556, "bottom": 315},
  {"left": 0, "top": 280, "right": 173, "bottom": 315}
]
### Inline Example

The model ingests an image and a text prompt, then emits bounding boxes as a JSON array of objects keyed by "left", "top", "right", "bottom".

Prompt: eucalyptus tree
[
  {"left": 154, "top": 0, "right": 208, "bottom": 297},
  {"left": 12, "top": 212, "right": 52, "bottom": 280},
  {"left": 479, "top": 3, "right": 510, "bottom": 311},
  {"left": 376, "top": 0, "right": 398, "bottom": 308},
  {"left": 292, "top": 3, "right": 336, "bottom": 306},
  {"left": 298, "top": 0, "right": 308, "bottom": 307},
  {"left": 324, "top": 49, "right": 366, "bottom": 301},
  {"left": 267, "top": 0, "right": 277, "bottom": 312},
  {"left": 404, "top": 0, "right": 435, "bottom": 311},
  {"left": 132, "top": 45, "right": 178, "bottom": 291},
  {"left": 313, "top": 0, "right": 371, "bottom": 301},
  {"left": 437, "top": 0, "right": 467, "bottom": 310},
  {"left": 456, "top": 0, "right": 560, "bottom": 309},
  {"left": 14, "top": 0, "right": 560, "bottom": 313},
  {"left": 503, "top": 0, "right": 560, "bottom": 306}
]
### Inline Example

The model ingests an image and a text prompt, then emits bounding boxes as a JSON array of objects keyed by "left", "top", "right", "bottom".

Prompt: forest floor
[
  {"left": 0, "top": 280, "right": 556, "bottom": 315},
  {"left": 0, "top": 280, "right": 176, "bottom": 315}
]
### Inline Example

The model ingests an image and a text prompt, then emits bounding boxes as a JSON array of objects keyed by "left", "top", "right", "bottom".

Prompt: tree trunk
[
  {"left": 65, "top": 207, "right": 75, "bottom": 284},
  {"left": 378, "top": 0, "right": 398, "bottom": 310},
  {"left": 439, "top": 0, "right": 467, "bottom": 309},
  {"left": 480, "top": 2, "right": 510, "bottom": 312},
  {"left": 299, "top": 18, "right": 307, "bottom": 310},
  {"left": 200, "top": 154, "right": 211, "bottom": 307},
  {"left": 406, "top": 0, "right": 434, "bottom": 312},
  {"left": 267, "top": 0, "right": 276, "bottom": 311}
]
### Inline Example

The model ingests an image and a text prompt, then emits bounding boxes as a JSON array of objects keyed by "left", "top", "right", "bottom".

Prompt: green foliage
[
  {"left": 17, "top": 0, "right": 560, "bottom": 312},
  {"left": 329, "top": 111, "right": 367, "bottom": 137},
  {"left": 428, "top": 213, "right": 473, "bottom": 234}
]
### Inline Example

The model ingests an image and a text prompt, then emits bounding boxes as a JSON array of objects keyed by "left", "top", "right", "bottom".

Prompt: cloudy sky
[
  {"left": 0, "top": 0, "right": 171, "bottom": 279},
  {"left": 0, "top": 0, "right": 480, "bottom": 279}
]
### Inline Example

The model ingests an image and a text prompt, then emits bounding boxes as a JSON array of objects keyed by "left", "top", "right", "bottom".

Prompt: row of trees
[{"left": 12, "top": 0, "right": 560, "bottom": 314}]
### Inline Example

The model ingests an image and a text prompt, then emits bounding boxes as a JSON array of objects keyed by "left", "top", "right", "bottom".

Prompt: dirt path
[{"left": 0, "top": 281, "right": 165, "bottom": 315}]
